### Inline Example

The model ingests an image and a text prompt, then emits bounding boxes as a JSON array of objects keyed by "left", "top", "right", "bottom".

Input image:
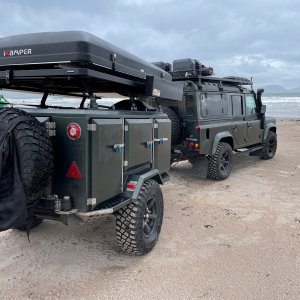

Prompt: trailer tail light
[
  {"left": 66, "top": 161, "right": 82, "bottom": 179},
  {"left": 67, "top": 123, "right": 81, "bottom": 140},
  {"left": 195, "top": 143, "right": 199, "bottom": 149},
  {"left": 195, "top": 124, "right": 200, "bottom": 132}
]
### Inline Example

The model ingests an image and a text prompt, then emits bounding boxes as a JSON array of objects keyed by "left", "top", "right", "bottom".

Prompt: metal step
[
  {"left": 236, "top": 145, "right": 263, "bottom": 157},
  {"left": 75, "top": 197, "right": 132, "bottom": 223}
]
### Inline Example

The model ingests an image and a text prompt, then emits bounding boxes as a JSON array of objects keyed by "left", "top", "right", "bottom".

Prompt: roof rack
[
  {"left": 172, "top": 74, "right": 252, "bottom": 86},
  {"left": 153, "top": 59, "right": 252, "bottom": 87}
]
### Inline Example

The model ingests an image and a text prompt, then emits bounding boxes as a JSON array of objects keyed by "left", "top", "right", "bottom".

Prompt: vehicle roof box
[
  {"left": 172, "top": 58, "right": 213, "bottom": 79},
  {"left": 0, "top": 31, "right": 171, "bottom": 81},
  {"left": 173, "top": 58, "right": 200, "bottom": 72}
]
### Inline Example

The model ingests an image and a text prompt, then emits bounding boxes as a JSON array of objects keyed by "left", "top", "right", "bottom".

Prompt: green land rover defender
[{"left": 152, "top": 59, "right": 277, "bottom": 180}]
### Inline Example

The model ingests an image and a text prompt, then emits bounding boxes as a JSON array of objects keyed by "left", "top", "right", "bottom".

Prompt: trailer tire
[
  {"left": 116, "top": 179, "right": 164, "bottom": 256},
  {"left": 0, "top": 108, "right": 54, "bottom": 203},
  {"left": 208, "top": 142, "right": 233, "bottom": 180},
  {"left": 161, "top": 107, "right": 180, "bottom": 145}
]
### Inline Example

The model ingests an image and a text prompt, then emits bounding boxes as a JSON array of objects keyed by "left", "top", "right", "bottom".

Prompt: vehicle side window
[
  {"left": 185, "top": 95, "right": 195, "bottom": 115},
  {"left": 231, "top": 95, "right": 243, "bottom": 116},
  {"left": 245, "top": 95, "right": 257, "bottom": 115},
  {"left": 201, "top": 93, "right": 228, "bottom": 118}
]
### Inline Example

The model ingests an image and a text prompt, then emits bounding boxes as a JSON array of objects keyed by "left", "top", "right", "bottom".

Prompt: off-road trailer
[{"left": 0, "top": 31, "right": 184, "bottom": 255}]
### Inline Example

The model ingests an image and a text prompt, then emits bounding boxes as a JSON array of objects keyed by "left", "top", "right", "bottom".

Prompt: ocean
[
  {"left": 262, "top": 94, "right": 300, "bottom": 118},
  {"left": 3, "top": 93, "right": 300, "bottom": 118}
]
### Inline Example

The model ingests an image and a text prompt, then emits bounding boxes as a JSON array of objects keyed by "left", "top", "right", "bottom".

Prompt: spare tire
[
  {"left": 161, "top": 107, "right": 181, "bottom": 145},
  {"left": 0, "top": 108, "right": 54, "bottom": 203}
]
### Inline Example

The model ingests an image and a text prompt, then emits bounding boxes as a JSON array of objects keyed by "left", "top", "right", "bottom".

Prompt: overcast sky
[{"left": 0, "top": 0, "right": 299, "bottom": 88}]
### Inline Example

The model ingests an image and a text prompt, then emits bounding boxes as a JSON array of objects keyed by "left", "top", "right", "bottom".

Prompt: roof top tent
[{"left": 0, "top": 31, "right": 183, "bottom": 104}]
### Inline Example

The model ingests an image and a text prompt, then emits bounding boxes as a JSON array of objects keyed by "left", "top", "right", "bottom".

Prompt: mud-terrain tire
[
  {"left": 14, "top": 216, "right": 43, "bottom": 231},
  {"left": 161, "top": 106, "right": 180, "bottom": 145},
  {"left": 116, "top": 179, "right": 164, "bottom": 256},
  {"left": 0, "top": 108, "right": 54, "bottom": 203},
  {"left": 261, "top": 131, "right": 277, "bottom": 160},
  {"left": 208, "top": 142, "right": 233, "bottom": 180}
]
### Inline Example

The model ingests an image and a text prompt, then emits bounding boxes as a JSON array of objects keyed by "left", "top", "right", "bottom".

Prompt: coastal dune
[{"left": 0, "top": 119, "right": 299, "bottom": 299}]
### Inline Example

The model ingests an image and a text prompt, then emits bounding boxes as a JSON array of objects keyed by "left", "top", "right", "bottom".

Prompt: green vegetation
[{"left": 0, "top": 94, "right": 9, "bottom": 106}]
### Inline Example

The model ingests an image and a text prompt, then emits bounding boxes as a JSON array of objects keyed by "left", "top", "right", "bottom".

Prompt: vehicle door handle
[
  {"left": 232, "top": 126, "right": 237, "bottom": 131},
  {"left": 146, "top": 141, "right": 153, "bottom": 150},
  {"left": 113, "top": 144, "right": 124, "bottom": 153},
  {"left": 247, "top": 123, "right": 251, "bottom": 128},
  {"left": 154, "top": 138, "right": 169, "bottom": 144}
]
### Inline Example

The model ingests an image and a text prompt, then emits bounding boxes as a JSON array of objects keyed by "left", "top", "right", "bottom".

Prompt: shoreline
[{"left": 275, "top": 117, "right": 300, "bottom": 121}]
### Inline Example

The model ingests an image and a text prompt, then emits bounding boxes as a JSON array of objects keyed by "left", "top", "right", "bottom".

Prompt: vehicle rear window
[
  {"left": 200, "top": 93, "right": 228, "bottom": 118},
  {"left": 231, "top": 95, "right": 243, "bottom": 116},
  {"left": 185, "top": 95, "right": 195, "bottom": 115}
]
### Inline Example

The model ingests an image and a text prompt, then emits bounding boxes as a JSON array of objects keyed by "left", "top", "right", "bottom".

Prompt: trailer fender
[
  {"left": 211, "top": 131, "right": 234, "bottom": 155},
  {"left": 126, "top": 169, "right": 166, "bottom": 202}
]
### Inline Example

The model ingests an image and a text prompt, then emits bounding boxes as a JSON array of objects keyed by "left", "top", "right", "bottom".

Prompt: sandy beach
[{"left": 0, "top": 119, "right": 299, "bottom": 300}]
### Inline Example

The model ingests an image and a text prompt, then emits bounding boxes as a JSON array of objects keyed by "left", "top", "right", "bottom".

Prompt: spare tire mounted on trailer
[
  {"left": 161, "top": 106, "right": 181, "bottom": 145},
  {"left": 0, "top": 108, "right": 54, "bottom": 230}
]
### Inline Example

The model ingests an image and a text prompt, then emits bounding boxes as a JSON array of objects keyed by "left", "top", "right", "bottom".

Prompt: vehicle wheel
[
  {"left": 261, "top": 131, "right": 277, "bottom": 160},
  {"left": 116, "top": 179, "right": 164, "bottom": 255},
  {"left": 0, "top": 108, "right": 54, "bottom": 203},
  {"left": 208, "top": 142, "right": 233, "bottom": 180},
  {"left": 161, "top": 106, "right": 181, "bottom": 145},
  {"left": 14, "top": 216, "right": 43, "bottom": 231}
]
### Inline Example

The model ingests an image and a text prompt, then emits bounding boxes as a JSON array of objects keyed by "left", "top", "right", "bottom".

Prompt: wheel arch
[
  {"left": 125, "top": 169, "right": 168, "bottom": 202},
  {"left": 263, "top": 123, "right": 277, "bottom": 140},
  {"left": 211, "top": 132, "right": 234, "bottom": 155}
]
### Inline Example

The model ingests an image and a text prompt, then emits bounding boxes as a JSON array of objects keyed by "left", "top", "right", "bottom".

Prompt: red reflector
[
  {"left": 66, "top": 161, "right": 82, "bottom": 179},
  {"left": 188, "top": 142, "right": 195, "bottom": 149},
  {"left": 195, "top": 124, "right": 200, "bottom": 132},
  {"left": 127, "top": 183, "right": 136, "bottom": 191},
  {"left": 67, "top": 123, "right": 81, "bottom": 140}
]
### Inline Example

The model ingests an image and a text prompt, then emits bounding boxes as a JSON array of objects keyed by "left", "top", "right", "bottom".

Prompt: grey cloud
[{"left": 0, "top": 0, "right": 299, "bottom": 87}]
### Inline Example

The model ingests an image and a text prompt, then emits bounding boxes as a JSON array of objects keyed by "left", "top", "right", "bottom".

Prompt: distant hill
[
  {"left": 290, "top": 86, "right": 300, "bottom": 93},
  {"left": 263, "top": 85, "right": 300, "bottom": 95}
]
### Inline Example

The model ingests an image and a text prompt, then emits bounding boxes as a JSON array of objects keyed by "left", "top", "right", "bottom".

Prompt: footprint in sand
[{"left": 277, "top": 170, "right": 296, "bottom": 177}]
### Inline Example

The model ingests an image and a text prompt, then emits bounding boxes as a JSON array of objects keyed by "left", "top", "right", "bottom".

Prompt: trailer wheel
[
  {"left": 161, "top": 107, "right": 181, "bottom": 145},
  {"left": 116, "top": 179, "right": 164, "bottom": 255},
  {"left": 261, "top": 131, "right": 277, "bottom": 160},
  {"left": 208, "top": 142, "right": 233, "bottom": 180},
  {"left": 0, "top": 108, "right": 54, "bottom": 203}
]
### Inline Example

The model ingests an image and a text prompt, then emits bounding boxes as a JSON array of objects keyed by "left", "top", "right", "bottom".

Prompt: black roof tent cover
[{"left": 0, "top": 31, "right": 183, "bottom": 101}]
